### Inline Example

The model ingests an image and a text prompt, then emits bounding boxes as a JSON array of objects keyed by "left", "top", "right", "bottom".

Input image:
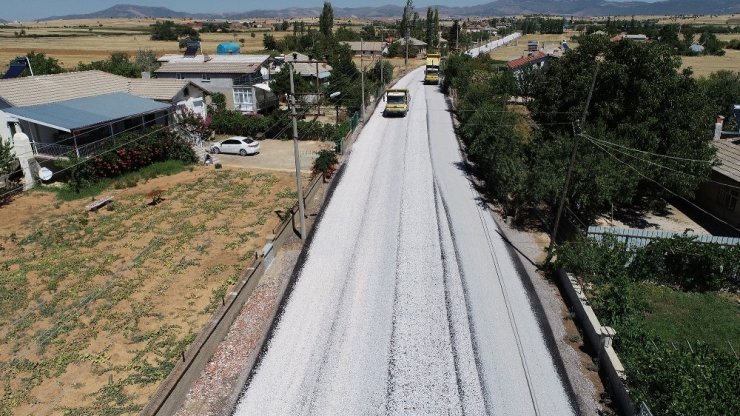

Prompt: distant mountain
[
  {"left": 39, "top": 1, "right": 740, "bottom": 21},
  {"left": 42, "top": 4, "right": 193, "bottom": 20}
]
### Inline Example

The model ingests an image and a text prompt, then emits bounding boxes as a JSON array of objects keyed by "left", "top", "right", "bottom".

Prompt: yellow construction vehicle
[
  {"left": 383, "top": 89, "right": 410, "bottom": 117},
  {"left": 424, "top": 53, "right": 441, "bottom": 84}
]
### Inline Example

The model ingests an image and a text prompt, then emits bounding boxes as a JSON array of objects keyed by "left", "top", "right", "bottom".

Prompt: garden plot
[{"left": 0, "top": 166, "right": 298, "bottom": 415}]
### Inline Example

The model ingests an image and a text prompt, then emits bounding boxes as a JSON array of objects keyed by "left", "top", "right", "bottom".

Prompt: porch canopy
[{"left": 4, "top": 92, "right": 171, "bottom": 133}]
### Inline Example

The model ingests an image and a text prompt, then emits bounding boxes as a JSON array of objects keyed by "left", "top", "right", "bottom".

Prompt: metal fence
[{"left": 587, "top": 226, "right": 740, "bottom": 248}]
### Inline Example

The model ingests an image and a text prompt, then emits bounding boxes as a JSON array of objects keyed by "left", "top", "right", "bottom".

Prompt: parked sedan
[{"left": 210, "top": 136, "right": 260, "bottom": 156}]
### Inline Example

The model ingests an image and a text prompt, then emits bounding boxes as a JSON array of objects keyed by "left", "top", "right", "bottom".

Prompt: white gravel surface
[{"left": 234, "top": 68, "right": 574, "bottom": 415}]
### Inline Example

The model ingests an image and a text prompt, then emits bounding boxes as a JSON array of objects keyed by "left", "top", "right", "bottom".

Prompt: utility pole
[
  {"left": 288, "top": 59, "right": 306, "bottom": 239},
  {"left": 380, "top": 46, "right": 384, "bottom": 87},
  {"left": 547, "top": 58, "right": 602, "bottom": 257},
  {"left": 455, "top": 22, "right": 459, "bottom": 52},
  {"left": 315, "top": 60, "right": 321, "bottom": 116},
  {"left": 361, "top": 38, "right": 366, "bottom": 123},
  {"left": 405, "top": 28, "right": 410, "bottom": 67}
]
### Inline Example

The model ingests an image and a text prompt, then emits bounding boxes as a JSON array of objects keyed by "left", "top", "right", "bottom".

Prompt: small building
[
  {"left": 624, "top": 34, "right": 648, "bottom": 42},
  {"left": 341, "top": 41, "right": 386, "bottom": 57},
  {"left": 0, "top": 70, "right": 209, "bottom": 156},
  {"left": 689, "top": 44, "right": 705, "bottom": 54},
  {"left": 398, "top": 37, "right": 428, "bottom": 57},
  {"left": 695, "top": 138, "right": 740, "bottom": 232},
  {"left": 506, "top": 51, "right": 551, "bottom": 73},
  {"left": 155, "top": 54, "right": 276, "bottom": 114}
]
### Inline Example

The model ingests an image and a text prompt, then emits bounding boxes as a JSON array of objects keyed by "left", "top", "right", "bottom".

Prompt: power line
[
  {"left": 582, "top": 134, "right": 740, "bottom": 191},
  {"left": 584, "top": 133, "right": 715, "bottom": 164},
  {"left": 586, "top": 137, "right": 740, "bottom": 234}
]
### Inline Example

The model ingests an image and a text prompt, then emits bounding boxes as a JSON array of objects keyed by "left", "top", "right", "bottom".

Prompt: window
[
  {"left": 233, "top": 87, "right": 254, "bottom": 112},
  {"left": 718, "top": 186, "right": 739, "bottom": 212},
  {"left": 201, "top": 73, "right": 211, "bottom": 82},
  {"left": 176, "top": 73, "right": 184, "bottom": 80}
]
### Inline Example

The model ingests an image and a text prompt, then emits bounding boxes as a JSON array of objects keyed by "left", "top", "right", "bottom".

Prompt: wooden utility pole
[
  {"left": 548, "top": 58, "right": 602, "bottom": 256},
  {"left": 361, "top": 38, "right": 366, "bottom": 123},
  {"left": 405, "top": 28, "right": 410, "bottom": 67},
  {"left": 289, "top": 59, "right": 306, "bottom": 239}
]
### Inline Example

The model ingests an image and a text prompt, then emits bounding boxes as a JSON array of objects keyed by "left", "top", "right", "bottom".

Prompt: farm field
[
  {"left": 0, "top": 166, "right": 301, "bottom": 415},
  {"left": 0, "top": 19, "right": 290, "bottom": 67},
  {"left": 487, "top": 32, "right": 580, "bottom": 62}
]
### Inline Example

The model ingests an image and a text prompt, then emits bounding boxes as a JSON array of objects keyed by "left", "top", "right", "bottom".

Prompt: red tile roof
[{"left": 506, "top": 51, "right": 547, "bottom": 70}]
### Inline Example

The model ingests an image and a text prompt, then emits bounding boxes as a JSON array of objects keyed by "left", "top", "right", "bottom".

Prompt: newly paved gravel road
[{"left": 234, "top": 68, "right": 575, "bottom": 415}]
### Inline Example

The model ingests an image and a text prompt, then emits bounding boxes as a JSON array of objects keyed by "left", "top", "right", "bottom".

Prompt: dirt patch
[{"left": 0, "top": 165, "right": 303, "bottom": 414}]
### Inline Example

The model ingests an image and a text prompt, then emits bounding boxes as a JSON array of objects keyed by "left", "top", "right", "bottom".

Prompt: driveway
[{"left": 208, "top": 139, "right": 334, "bottom": 172}]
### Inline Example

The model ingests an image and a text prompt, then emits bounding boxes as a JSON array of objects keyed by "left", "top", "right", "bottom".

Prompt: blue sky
[{"left": 3, "top": 0, "right": 656, "bottom": 22}]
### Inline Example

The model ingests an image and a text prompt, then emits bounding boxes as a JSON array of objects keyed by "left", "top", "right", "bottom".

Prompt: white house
[{"left": 156, "top": 54, "right": 276, "bottom": 114}]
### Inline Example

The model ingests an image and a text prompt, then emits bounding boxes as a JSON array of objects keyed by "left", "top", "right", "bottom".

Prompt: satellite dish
[{"left": 38, "top": 167, "right": 53, "bottom": 181}]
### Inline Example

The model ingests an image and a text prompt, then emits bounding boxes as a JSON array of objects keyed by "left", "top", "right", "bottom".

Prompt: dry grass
[
  {"left": 681, "top": 49, "right": 740, "bottom": 78},
  {"left": 0, "top": 19, "right": 289, "bottom": 67},
  {"left": 0, "top": 166, "right": 300, "bottom": 415},
  {"left": 486, "top": 32, "right": 579, "bottom": 61}
]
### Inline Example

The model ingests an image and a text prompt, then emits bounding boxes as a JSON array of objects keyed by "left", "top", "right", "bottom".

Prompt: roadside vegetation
[
  {"left": 554, "top": 236, "right": 740, "bottom": 414},
  {"left": 444, "top": 34, "right": 740, "bottom": 414}
]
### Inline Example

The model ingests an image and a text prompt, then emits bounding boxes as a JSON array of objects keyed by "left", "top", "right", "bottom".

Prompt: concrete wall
[{"left": 555, "top": 269, "right": 635, "bottom": 415}]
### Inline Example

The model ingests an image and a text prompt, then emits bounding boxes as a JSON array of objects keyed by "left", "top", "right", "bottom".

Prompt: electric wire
[{"left": 584, "top": 136, "right": 740, "bottom": 234}]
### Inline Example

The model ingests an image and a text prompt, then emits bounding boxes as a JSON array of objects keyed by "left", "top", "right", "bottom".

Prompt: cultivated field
[
  {"left": 0, "top": 18, "right": 290, "bottom": 67},
  {"left": 0, "top": 166, "right": 301, "bottom": 415}
]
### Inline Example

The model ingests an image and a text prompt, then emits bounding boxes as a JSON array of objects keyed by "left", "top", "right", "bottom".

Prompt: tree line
[{"left": 443, "top": 35, "right": 739, "bottom": 227}]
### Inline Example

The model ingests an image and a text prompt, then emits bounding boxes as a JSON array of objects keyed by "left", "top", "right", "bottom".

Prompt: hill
[{"left": 39, "top": 1, "right": 740, "bottom": 21}]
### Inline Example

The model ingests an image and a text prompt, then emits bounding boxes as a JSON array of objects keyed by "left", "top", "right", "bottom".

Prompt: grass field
[
  {"left": 487, "top": 32, "right": 579, "bottom": 62},
  {"left": 641, "top": 283, "right": 740, "bottom": 353},
  {"left": 0, "top": 165, "right": 299, "bottom": 415}
]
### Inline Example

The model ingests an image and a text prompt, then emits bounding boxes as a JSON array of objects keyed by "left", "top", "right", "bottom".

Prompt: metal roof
[
  {"left": 342, "top": 41, "right": 385, "bottom": 52},
  {"left": 4, "top": 92, "right": 171, "bottom": 133},
  {"left": 714, "top": 139, "right": 740, "bottom": 183},
  {"left": 0, "top": 70, "right": 204, "bottom": 107},
  {"left": 155, "top": 61, "right": 262, "bottom": 74}
]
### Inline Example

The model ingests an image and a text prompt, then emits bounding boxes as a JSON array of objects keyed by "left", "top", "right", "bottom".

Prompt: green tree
[
  {"left": 134, "top": 49, "right": 159, "bottom": 74},
  {"left": 399, "top": 0, "right": 414, "bottom": 39},
  {"left": 269, "top": 65, "right": 312, "bottom": 97},
  {"left": 425, "top": 8, "right": 434, "bottom": 47},
  {"left": 15, "top": 52, "right": 65, "bottom": 77},
  {"left": 700, "top": 70, "right": 740, "bottom": 129},
  {"left": 150, "top": 20, "right": 178, "bottom": 41},
  {"left": 526, "top": 35, "right": 715, "bottom": 219},
  {"left": 0, "top": 139, "right": 15, "bottom": 179},
  {"left": 319, "top": 2, "right": 334, "bottom": 37},
  {"left": 263, "top": 33, "right": 278, "bottom": 50},
  {"left": 77, "top": 52, "right": 140, "bottom": 78}
]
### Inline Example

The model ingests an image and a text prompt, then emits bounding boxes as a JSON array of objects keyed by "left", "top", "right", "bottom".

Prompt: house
[
  {"left": 341, "top": 41, "right": 386, "bottom": 57},
  {"left": 0, "top": 70, "right": 210, "bottom": 187},
  {"left": 156, "top": 54, "right": 276, "bottom": 114},
  {"left": 397, "top": 37, "right": 428, "bottom": 57},
  {"left": 276, "top": 53, "right": 333, "bottom": 82},
  {"left": 0, "top": 70, "right": 208, "bottom": 154},
  {"left": 506, "top": 51, "right": 551, "bottom": 73},
  {"left": 612, "top": 34, "right": 649, "bottom": 42},
  {"left": 695, "top": 137, "right": 740, "bottom": 232}
]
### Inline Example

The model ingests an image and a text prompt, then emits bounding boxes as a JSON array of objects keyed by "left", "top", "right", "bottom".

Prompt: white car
[{"left": 210, "top": 136, "right": 260, "bottom": 156}]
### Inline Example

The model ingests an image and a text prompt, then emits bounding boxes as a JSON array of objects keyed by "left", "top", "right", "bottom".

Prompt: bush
[
  {"left": 57, "top": 128, "right": 196, "bottom": 194},
  {"left": 312, "top": 149, "right": 338, "bottom": 176}
]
